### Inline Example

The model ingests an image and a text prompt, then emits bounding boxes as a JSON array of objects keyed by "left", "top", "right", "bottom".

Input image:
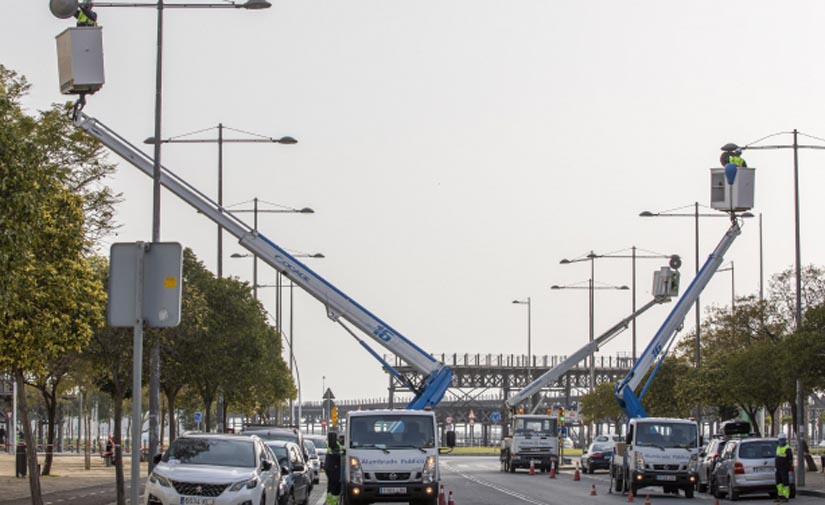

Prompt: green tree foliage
[
  {"left": 580, "top": 382, "right": 624, "bottom": 427},
  {"left": 0, "top": 66, "right": 106, "bottom": 505}
]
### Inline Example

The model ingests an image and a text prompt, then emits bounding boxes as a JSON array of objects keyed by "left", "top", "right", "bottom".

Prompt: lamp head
[
  {"left": 720, "top": 142, "right": 741, "bottom": 152},
  {"left": 639, "top": 211, "right": 655, "bottom": 217},
  {"left": 242, "top": 0, "right": 272, "bottom": 9},
  {"left": 277, "top": 136, "right": 298, "bottom": 144},
  {"left": 50, "top": 0, "right": 78, "bottom": 19},
  {"left": 298, "top": 207, "right": 314, "bottom": 214}
]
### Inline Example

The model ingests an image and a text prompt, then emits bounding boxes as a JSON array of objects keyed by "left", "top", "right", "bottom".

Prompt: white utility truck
[
  {"left": 500, "top": 414, "right": 559, "bottom": 473},
  {"left": 611, "top": 164, "right": 755, "bottom": 498},
  {"left": 344, "top": 409, "right": 440, "bottom": 505}
]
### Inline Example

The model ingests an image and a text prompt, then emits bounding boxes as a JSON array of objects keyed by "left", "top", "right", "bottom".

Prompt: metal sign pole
[{"left": 131, "top": 243, "right": 146, "bottom": 505}]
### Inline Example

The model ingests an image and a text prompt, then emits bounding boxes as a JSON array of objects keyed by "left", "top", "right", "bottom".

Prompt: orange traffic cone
[
  {"left": 627, "top": 487, "right": 634, "bottom": 502},
  {"left": 590, "top": 484, "right": 597, "bottom": 496},
  {"left": 644, "top": 495, "right": 651, "bottom": 505},
  {"left": 529, "top": 460, "right": 536, "bottom": 476},
  {"left": 447, "top": 490, "right": 455, "bottom": 505},
  {"left": 573, "top": 464, "right": 581, "bottom": 481},
  {"left": 438, "top": 485, "right": 446, "bottom": 505},
  {"left": 549, "top": 461, "right": 556, "bottom": 479}
]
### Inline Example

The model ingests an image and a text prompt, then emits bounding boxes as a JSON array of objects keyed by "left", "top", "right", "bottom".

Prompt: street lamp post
[
  {"left": 54, "top": 0, "right": 273, "bottom": 484},
  {"left": 145, "top": 124, "right": 297, "bottom": 279},
  {"left": 718, "top": 261, "right": 735, "bottom": 310},
  {"left": 723, "top": 132, "right": 825, "bottom": 487},
  {"left": 511, "top": 297, "right": 532, "bottom": 390}
]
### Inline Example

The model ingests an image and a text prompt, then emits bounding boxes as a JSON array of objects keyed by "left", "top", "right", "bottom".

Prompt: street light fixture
[
  {"left": 49, "top": 0, "right": 271, "bottom": 487},
  {"left": 144, "top": 125, "right": 297, "bottom": 279},
  {"left": 511, "top": 298, "right": 532, "bottom": 392}
]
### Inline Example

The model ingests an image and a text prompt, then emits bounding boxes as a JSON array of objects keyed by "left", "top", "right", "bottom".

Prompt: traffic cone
[
  {"left": 529, "top": 460, "right": 536, "bottom": 476},
  {"left": 573, "top": 464, "right": 581, "bottom": 481},
  {"left": 628, "top": 488, "right": 634, "bottom": 502},
  {"left": 590, "top": 484, "right": 597, "bottom": 496},
  {"left": 447, "top": 490, "right": 455, "bottom": 505},
  {"left": 644, "top": 495, "right": 651, "bottom": 505},
  {"left": 549, "top": 461, "right": 556, "bottom": 479},
  {"left": 438, "top": 485, "right": 446, "bottom": 505}
]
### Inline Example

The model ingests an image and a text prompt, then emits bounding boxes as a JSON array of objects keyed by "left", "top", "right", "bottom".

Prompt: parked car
[
  {"left": 695, "top": 437, "right": 728, "bottom": 492},
  {"left": 711, "top": 437, "right": 796, "bottom": 500},
  {"left": 592, "top": 433, "right": 622, "bottom": 447},
  {"left": 266, "top": 440, "right": 312, "bottom": 505},
  {"left": 302, "top": 439, "right": 321, "bottom": 485},
  {"left": 145, "top": 433, "right": 279, "bottom": 505},
  {"left": 580, "top": 442, "right": 613, "bottom": 474},
  {"left": 304, "top": 435, "right": 328, "bottom": 468}
]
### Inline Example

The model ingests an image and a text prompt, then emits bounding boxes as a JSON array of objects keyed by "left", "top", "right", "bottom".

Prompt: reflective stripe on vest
[{"left": 77, "top": 10, "right": 95, "bottom": 26}]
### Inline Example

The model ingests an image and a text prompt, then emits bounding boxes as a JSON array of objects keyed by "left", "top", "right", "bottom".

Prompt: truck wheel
[
  {"left": 613, "top": 471, "right": 624, "bottom": 493},
  {"left": 508, "top": 461, "right": 516, "bottom": 473},
  {"left": 685, "top": 486, "right": 694, "bottom": 498},
  {"left": 790, "top": 485, "right": 796, "bottom": 499}
]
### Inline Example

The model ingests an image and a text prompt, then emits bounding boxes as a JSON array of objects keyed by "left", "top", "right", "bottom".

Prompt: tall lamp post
[
  {"left": 723, "top": 132, "right": 825, "bottom": 486},
  {"left": 511, "top": 297, "right": 532, "bottom": 390},
  {"left": 50, "top": 0, "right": 273, "bottom": 483},
  {"left": 718, "top": 261, "right": 735, "bottom": 310},
  {"left": 549, "top": 280, "right": 629, "bottom": 392},
  {"left": 145, "top": 124, "right": 297, "bottom": 279}
]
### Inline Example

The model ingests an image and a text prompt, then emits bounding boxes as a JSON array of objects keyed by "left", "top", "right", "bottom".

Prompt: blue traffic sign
[
  {"left": 193, "top": 411, "right": 202, "bottom": 423},
  {"left": 490, "top": 411, "right": 501, "bottom": 423}
]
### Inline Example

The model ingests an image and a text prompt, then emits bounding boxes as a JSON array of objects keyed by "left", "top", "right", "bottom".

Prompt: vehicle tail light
[
  {"left": 734, "top": 462, "right": 744, "bottom": 475},
  {"left": 592, "top": 454, "right": 602, "bottom": 460}
]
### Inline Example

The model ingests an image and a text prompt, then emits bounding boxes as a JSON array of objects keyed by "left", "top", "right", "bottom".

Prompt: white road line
[{"left": 442, "top": 463, "right": 551, "bottom": 505}]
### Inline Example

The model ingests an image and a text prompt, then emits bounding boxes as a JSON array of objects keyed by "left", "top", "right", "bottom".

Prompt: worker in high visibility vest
[
  {"left": 75, "top": 2, "right": 98, "bottom": 27},
  {"left": 324, "top": 433, "right": 344, "bottom": 505},
  {"left": 774, "top": 433, "right": 793, "bottom": 503},
  {"left": 720, "top": 149, "right": 747, "bottom": 168}
]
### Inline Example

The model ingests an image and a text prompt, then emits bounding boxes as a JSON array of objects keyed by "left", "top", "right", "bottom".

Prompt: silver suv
[
  {"left": 711, "top": 437, "right": 796, "bottom": 500},
  {"left": 695, "top": 437, "right": 728, "bottom": 492}
]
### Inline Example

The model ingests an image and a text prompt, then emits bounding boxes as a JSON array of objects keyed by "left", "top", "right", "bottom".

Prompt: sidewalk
[{"left": 0, "top": 452, "right": 147, "bottom": 502}]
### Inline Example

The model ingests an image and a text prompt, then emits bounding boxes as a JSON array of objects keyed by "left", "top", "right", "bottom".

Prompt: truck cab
[
  {"left": 345, "top": 409, "right": 439, "bottom": 505},
  {"left": 612, "top": 417, "right": 699, "bottom": 497},
  {"left": 500, "top": 414, "right": 559, "bottom": 473}
]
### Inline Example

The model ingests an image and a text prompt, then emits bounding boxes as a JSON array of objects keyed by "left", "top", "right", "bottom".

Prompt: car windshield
[
  {"left": 163, "top": 438, "right": 255, "bottom": 467},
  {"left": 350, "top": 415, "right": 435, "bottom": 449},
  {"left": 307, "top": 437, "right": 328, "bottom": 450},
  {"left": 513, "top": 417, "right": 557, "bottom": 436},
  {"left": 591, "top": 443, "right": 612, "bottom": 452},
  {"left": 739, "top": 440, "right": 777, "bottom": 459},
  {"left": 247, "top": 430, "right": 298, "bottom": 443},
  {"left": 635, "top": 422, "right": 698, "bottom": 449}
]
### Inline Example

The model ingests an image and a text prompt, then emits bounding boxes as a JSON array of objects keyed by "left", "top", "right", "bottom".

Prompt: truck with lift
[
  {"left": 610, "top": 165, "right": 755, "bottom": 498},
  {"left": 499, "top": 264, "right": 682, "bottom": 474}
]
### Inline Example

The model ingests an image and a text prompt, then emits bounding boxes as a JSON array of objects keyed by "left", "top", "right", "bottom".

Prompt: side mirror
[
  {"left": 281, "top": 465, "right": 290, "bottom": 475},
  {"left": 292, "top": 463, "right": 305, "bottom": 472},
  {"left": 152, "top": 454, "right": 163, "bottom": 465},
  {"left": 262, "top": 460, "right": 273, "bottom": 471},
  {"left": 446, "top": 431, "right": 456, "bottom": 448}
]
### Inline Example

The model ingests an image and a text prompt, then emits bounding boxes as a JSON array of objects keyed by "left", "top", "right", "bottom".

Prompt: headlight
[
  {"left": 149, "top": 472, "right": 171, "bottom": 487},
  {"left": 349, "top": 456, "right": 364, "bottom": 485},
  {"left": 229, "top": 477, "right": 259, "bottom": 492},
  {"left": 635, "top": 451, "right": 645, "bottom": 470},
  {"left": 421, "top": 456, "right": 437, "bottom": 484}
]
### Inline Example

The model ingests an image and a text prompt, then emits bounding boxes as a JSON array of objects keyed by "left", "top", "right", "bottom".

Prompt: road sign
[
  {"left": 193, "top": 411, "right": 202, "bottom": 423},
  {"left": 445, "top": 416, "right": 453, "bottom": 424},
  {"left": 490, "top": 411, "right": 501, "bottom": 423}
]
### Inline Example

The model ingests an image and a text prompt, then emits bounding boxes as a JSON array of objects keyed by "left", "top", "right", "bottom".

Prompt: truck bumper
[
  {"left": 511, "top": 454, "right": 558, "bottom": 469},
  {"left": 347, "top": 481, "right": 438, "bottom": 503},
  {"left": 631, "top": 471, "right": 696, "bottom": 490}
]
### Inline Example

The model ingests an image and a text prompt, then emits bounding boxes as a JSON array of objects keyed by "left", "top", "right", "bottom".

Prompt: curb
[{"left": 798, "top": 488, "right": 825, "bottom": 498}]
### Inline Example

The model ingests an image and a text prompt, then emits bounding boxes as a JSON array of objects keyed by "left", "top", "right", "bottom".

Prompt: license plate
[
  {"left": 180, "top": 497, "right": 216, "bottom": 505},
  {"left": 379, "top": 487, "right": 407, "bottom": 495},
  {"left": 655, "top": 475, "right": 677, "bottom": 481},
  {"left": 754, "top": 466, "right": 774, "bottom": 473}
]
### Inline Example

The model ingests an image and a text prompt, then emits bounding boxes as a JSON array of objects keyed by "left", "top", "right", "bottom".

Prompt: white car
[
  {"left": 302, "top": 439, "right": 321, "bottom": 486},
  {"left": 593, "top": 433, "right": 622, "bottom": 446},
  {"left": 304, "top": 435, "right": 328, "bottom": 468},
  {"left": 145, "top": 433, "right": 279, "bottom": 505}
]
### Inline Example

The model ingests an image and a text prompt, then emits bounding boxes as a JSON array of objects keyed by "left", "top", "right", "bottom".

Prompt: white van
[{"left": 344, "top": 409, "right": 439, "bottom": 505}]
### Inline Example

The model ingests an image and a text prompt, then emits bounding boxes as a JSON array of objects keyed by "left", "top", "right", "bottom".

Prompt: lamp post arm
[{"left": 73, "top": 111, "right": 452, "bottom": 410}]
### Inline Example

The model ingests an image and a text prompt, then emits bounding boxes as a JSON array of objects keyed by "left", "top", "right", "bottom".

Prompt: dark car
[
  {"left": 266, "top": 440, "right": 312, "bottom": 505},
  {"left": 580, "top": 442, "right": 613, "bottom": 473}
]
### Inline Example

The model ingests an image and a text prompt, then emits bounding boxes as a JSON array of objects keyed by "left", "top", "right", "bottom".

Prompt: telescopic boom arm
[{"left": 73, "top": 112, "right": 453, "bottom": 409}]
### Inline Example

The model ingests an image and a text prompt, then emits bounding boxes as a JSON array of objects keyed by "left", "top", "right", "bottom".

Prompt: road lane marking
[{"left": 442, "top": 462, "right": 550, "bottom": 505}]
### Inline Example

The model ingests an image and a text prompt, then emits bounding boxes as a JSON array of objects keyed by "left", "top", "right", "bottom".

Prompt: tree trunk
[
  {"left": 113, "top": 391, "right": 126, "bottom": 505},
  {"left": 203, "top": 398, "right": 213, "bottom": 433},
  {"left": 166, "top": 392, "right": 177, "bottom": 444},
  {"left": 15, "top": 369, "right": 44, "bottom": 505},
  {"left": 84, "top": 412, "right": 91, "bottom": 470},
  {"left": 42, "top": 390, "right": 57, "bottom": 475}
]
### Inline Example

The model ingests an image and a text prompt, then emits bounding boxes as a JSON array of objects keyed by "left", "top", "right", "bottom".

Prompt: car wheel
[
  {"left": 711, "top": 477, "right": 722, "bottom": 498},
  {"left": 283, "top": 492, "right": 296, "bottom": 505},
  {"left": 790, "top": 485, "right": 796, "bottom": 499},
  {"left": 684, "top": 486, "right": 694, "bottom": 498},
  {"left": 698, "top": 481, "right": 707, "bottom": 493},
  {"left": 729, "top": 485, "right": 739, "bottom": 501},
  {"left": 260, "top": 493, "right": 266, "bottom": 505}
]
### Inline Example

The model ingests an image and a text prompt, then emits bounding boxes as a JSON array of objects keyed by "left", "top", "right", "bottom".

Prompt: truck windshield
[
  {"left": 514, "top": 417, "right": 557, "bottom": 436},
  {"left": 635, "top": 422, "right": 698, "bottom": 449},
  {"left": 350, "top": 415, "right": 435, "bottom": 449}
]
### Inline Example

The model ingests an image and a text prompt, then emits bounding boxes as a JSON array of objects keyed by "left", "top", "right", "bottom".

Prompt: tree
[
  {"left": 0, "top": 66, "right": 106, "bottom": 505},
  {"left": 580, "top": 382, "right": 624, "bottom": 427}
]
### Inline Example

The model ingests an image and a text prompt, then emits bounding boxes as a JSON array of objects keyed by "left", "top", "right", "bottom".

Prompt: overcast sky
[{"left": 7, "top": 1, "right": 825, "bottom": 405}]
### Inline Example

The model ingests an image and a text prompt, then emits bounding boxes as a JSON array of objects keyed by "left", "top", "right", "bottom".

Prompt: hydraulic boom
[{"left": 74, "top": 112, "right": 453, "bottom": 409}]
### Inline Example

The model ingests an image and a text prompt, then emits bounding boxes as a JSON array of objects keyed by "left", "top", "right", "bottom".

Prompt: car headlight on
[
  {"left": 635, "top": 451, "right": 645, "bottom": 470},
  {"left": 349, "top": 456, "right": 364, "bottom": 485},
  {"left": 149, "top": 472, "right": 171, "bottom": 487},
  {"left": 229, "top": 477, "right": 259, "bottom": 492},
  {"left": 421, "top": 456, "right": 437, "bottom": 484}
]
